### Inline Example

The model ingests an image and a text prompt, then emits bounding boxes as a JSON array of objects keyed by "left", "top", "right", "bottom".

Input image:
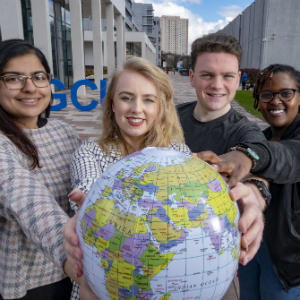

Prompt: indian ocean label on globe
[{"left": 76, "top": 147, "right": 241, "bottom": 300}]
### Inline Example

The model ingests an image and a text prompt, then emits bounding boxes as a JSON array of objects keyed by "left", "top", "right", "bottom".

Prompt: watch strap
[{"left": 244, "top": 179, "right": 272, "bottom": 207}]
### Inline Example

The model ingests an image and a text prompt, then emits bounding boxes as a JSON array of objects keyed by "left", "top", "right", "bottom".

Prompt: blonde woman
[{"left": 69, "top": 57, "right": 190, "bottom": 300}]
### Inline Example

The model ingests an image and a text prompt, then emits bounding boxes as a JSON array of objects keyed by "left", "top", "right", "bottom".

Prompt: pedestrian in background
[{"left": 242, "top": 72, "right": 248, "bottom": 90}]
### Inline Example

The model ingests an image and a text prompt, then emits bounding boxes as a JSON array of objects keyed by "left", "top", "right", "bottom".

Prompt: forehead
[
  {"left": 195, "top": 52, "right": 239, "bottom": 73},
  {"left": 115, "top": 71, "right": 157, "bottom": 93},
  {"left": 2, "top": 54, "right": 45, "bottom": 74},
  {"left": 261, "top": 72, "right": 297, "bottom": 90}
]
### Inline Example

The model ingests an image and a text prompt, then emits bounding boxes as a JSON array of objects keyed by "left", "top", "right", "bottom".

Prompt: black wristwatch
[
  {"left": 244, "top": 179, "right": 272, "bottom": 207},
  {"left": 229, "top": 144, "right": 259, "bottom": 171}
]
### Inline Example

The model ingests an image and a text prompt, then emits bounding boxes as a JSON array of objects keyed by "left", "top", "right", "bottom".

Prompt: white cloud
[
  {"left": 218, "top": 5, "right": 243, "bottom": 19},
  {"left": 149, "top": 2, "right": 232, "bottom": 52}
]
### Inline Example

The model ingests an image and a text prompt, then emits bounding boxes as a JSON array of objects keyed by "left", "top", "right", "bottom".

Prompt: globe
[{"left": 76, "top": 147, "right": 241, "bottom": 300}]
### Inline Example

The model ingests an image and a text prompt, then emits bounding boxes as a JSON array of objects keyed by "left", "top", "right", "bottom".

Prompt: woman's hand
[
  {"left": 63, "top": 189, "right": 87, "bottom": 278},
  {"left": 193, "top": 151, "right": 252, "bottom": 188},
  {"left": 230, "top": 182, "right": 264, "bottom": 265}
]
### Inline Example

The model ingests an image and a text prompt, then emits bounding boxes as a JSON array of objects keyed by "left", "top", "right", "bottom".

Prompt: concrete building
[
  {"left": 132, "top": 3, "right": 156, "bottom": 47},
  {"left": 153, "top": 17, "right": 161, "bottom": 66},
  {"left": 159, "top": 15, "right": 188, "bottom": 57},
  {"left": 0, "top": 0, "right": 155, "bottom": 95},
  {"left": 219, "top": 0, "right": 300, "bottom": 70}
]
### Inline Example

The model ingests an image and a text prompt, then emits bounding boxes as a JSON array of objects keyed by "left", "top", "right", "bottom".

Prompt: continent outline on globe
[{"left": 76, "top": 147, "right": 241, "bottom": 300}]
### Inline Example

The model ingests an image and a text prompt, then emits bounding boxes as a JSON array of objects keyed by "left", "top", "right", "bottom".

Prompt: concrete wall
[
  {"left": 220, "top": 0, "right": 300, "bottom": 71},
  {"left": 84, "top": 30, "right": 156, "bottom": 66}
]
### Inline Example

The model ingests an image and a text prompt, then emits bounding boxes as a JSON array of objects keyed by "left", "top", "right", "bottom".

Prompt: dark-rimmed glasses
[
  {"left": 259, "top": 89, "right": 299, "bottom": 103},
  {"left": 0, "top": 72, "right": 52, "bottom": 90}
]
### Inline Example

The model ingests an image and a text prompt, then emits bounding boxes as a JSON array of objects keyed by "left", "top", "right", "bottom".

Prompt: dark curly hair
[
  {"left": 0, "top": 39, "right": 52, "bottom": 169},
  {"left": 253, "top": 64, "right": 300, "bottom": 112}
]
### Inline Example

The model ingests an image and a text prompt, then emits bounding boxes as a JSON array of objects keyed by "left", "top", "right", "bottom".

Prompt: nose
[
  {"left": 131, "top": 98, "right": 143, "bottom": 113},
  {"left": 211, "top": 76, "right": 223, "bottom": 89},
  {"left": 22, "top": 77, "right": 37, "bottom": 93},
  {"left": 270, "top": 93, "right": 282, "bottom": 104}
]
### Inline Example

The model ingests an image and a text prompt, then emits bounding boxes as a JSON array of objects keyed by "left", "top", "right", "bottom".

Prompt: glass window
[
  {"left": 48, "top": 0, "right": 54, "bottom": 16},
  {"left": 21, "top": 0, "right": 34, "bottom": 44}
]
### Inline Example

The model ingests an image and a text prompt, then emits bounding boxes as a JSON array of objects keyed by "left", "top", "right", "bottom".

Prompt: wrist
[{"left": 243, "top": 179, "right": 271, "bottom": 210}]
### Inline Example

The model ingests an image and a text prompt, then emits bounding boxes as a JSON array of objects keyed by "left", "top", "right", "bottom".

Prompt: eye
[
  {"left": 224, "top": 74, "right": 234, "bottom": 78},
  {"left": 121, "top": 96, "right": 132, "bottom": 101},
  {"left": 144, "top": 98, "right": 155, "bottom": 103},
  {"left": 280, "top": 90, "right": 293, "bottom": 97},
  {"left": 4, "top": 75, "right": 23, "bottom": 82},
  {"left": 201, "top": 73, "right": 211, "bottom": 78},
  {"left": 34, "top": 73, "right": 48, "bottom": 81}
]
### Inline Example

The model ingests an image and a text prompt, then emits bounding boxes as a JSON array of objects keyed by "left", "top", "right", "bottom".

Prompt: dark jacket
[{"left": 260, "top": 115, "right": 300, "bottom": 290}]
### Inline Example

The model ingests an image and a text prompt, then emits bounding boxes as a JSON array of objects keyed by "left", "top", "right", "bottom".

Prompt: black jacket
[{"left": 259, "top": 115, "right": 300, "bottom": 290}]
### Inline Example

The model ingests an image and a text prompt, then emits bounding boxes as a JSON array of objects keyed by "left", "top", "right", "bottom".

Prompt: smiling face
[
  {"left": 112, "top": 71, "right": 159, "bottom": 149},
  {"left": 0, "top": 54, "right": 51, "bottom": 129},
  {"left": 189, "top": 52, "right": 240, "bottom": 121},
  {"left": 258, "top": 72, "right": 300, "bottom": 135}
]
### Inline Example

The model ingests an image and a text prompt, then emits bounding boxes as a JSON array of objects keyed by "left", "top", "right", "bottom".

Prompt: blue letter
[
  {"left": 71, "top": 80, "right": 98, "bottom": 111},
  {"left": 100, "top": 80, "right": 107, "bottom": 107},
  {"left": 51, "top": 79, "right": 67, "bottom": 111}
]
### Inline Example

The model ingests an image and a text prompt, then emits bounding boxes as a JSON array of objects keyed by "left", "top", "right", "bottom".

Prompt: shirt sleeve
[
  {"left": 254, "top": 133, "right": 300, "bottom": 184},
  {"left": 0, "top": 142, "right": 68, "bottom": 269},
  {"left": 169, "top": 141, "right": 192, "bottom": 155}
]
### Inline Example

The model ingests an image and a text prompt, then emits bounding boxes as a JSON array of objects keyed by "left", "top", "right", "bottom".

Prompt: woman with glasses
[
  {"left": 238, "top": 64, "right": 300, "bottom": 300},
  {"left": 0, "top": 39, "right": 83, "bottom": 300}
]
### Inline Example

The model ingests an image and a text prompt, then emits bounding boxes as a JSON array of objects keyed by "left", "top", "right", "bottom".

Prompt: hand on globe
[
  {"left": 193, "top": 151, "right": 252, "bottom": 188},
  {"left": 63, "top": 189, "right": 86, "bottom": 278},
  {"left": 229, "top": 182, "right": 264, "bottom": 265}
]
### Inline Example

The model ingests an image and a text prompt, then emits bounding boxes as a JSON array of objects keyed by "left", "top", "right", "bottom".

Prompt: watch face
[{"left": 247, "top": 148, "right": 259, "bottom": 160}]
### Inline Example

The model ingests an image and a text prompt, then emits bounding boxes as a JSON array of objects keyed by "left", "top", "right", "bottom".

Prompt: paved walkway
[{"left": 51, "top": 72, "right": 268, "bottom": 300}]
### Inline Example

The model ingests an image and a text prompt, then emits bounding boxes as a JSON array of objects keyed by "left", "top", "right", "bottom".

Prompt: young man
[{"left": 177, "top": 33, "right": 270, "bottom": 178}]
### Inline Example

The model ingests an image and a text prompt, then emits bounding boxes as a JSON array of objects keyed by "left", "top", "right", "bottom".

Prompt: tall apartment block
[{"left": 159, "top": 15, "right": 188, "bottom": 56}]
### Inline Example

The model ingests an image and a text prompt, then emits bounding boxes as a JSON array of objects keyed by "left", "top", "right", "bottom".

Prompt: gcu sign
[{"left": 50, "top": 79, "right": 107, "bottom": 112}]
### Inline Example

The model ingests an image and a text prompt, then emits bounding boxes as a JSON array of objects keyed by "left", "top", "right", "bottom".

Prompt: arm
[{"left": 0, "top": 142, "right": 68, "bottom": 269}]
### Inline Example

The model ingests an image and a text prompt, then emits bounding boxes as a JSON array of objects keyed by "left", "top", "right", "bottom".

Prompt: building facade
[
  {"left": 159, "top": 15, "right": 188, "bottom": 57},
  {"left": 219, "top": 0, "right": 300, "bottom": 70},
  {"left": 0, "top": 0, "right": 155, "bottom": 94},
  {"left": 153, "top": 17, "right": 161, "bottom": 66}
]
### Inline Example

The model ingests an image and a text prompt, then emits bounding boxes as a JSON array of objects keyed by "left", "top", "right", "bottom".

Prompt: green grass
[{"left": 234, "top": 90, "right": 265, "bottom": 121}]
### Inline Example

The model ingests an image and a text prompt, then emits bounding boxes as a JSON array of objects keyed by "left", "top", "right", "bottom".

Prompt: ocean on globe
[{"left": 76, "top": 147, "right": 241, "bottom": 300}]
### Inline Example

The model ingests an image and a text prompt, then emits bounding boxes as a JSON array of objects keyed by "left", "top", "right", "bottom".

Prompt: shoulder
[
  {"left": 169, "top": 141, "right": 191, "bottom": 154},
  {"left": 176, "top": 101, "right": 197, "bottom": 114},
  {"left": 47, "top": 119, "right": 79, "bottom": 136}
]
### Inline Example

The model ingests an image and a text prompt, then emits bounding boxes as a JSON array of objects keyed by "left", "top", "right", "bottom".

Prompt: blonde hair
[{"left": 99, "top": 57, "right": 184, "bottom": 157}]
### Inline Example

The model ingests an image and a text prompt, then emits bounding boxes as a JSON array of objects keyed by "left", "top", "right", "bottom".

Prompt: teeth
[
  {"left": 209, "top": 94, "right": 223, "bottom": 97},
  {"left": 129, "top": 118, "right": 143, "bottom": 123},
  {"left": 270, "top": 110, "right": 284, "bottom": 114},
  {"left": 20, "top": 99, "right": 38, "bottom": 103}
]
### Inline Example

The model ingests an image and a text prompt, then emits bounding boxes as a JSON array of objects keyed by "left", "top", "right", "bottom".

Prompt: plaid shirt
[
  {"left": 0, "top": 119, "right": 81, "bottom": 299},
  {"left": 69, "top": 140, "right": 191, "bottom": 300}
]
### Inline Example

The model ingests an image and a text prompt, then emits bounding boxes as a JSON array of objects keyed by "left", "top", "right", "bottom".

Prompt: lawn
[{"left": 234, "top": 90, "right": 265, "bottom": 121}]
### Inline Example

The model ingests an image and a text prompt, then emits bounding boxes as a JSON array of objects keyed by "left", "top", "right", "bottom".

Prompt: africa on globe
[{"left": 76, "top": 147, "right": 241, "bottom": 300}]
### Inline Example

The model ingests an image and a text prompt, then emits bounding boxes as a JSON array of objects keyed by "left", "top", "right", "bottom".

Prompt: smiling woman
[{"left": 0, "top": 39, "right": 82, "bottom": 300}]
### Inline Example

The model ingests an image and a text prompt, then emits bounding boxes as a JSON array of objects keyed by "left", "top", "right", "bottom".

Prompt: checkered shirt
[
  {"left": 69, "top": 140, "right": 191, "bottom": 300},
  {"left": 0, "top": 119, "right": 81, "bottom": 299}
]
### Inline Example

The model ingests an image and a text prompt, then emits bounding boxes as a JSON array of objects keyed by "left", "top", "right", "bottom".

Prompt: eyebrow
[
  {"left": 1, "top": 71, "right": 47, "bottom": 76},
  {"left": 199, "top": 70, "right": 237, "bottom": 75},
  {"left": 119, "top": 91, "right": 157, "bottom": 98}
]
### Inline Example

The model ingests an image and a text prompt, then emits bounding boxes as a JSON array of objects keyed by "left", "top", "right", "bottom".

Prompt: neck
[
  {"left": 16, "top": 117, "right": 39, "bottom": 129},
  {"left": 193, "top": 102, "right": 231, "bottom": 122},
  {"left": 269, "top": 126, "right": 288, "bottom": 141}
]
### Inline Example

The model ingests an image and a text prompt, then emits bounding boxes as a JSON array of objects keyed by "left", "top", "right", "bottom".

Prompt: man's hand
[
  {"left": 193, "top": 151, "right": 252, "bottom": 188},
  {"left": 230, "top": 182, "right": 264, "bottom": 265},
  {"left": 63, "top": 189, "right": 87, "bottom": 278}
]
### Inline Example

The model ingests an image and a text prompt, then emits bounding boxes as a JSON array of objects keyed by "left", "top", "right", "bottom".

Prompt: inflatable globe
[{"left": 76, "top": 147, "right": 241, "bottom": 300}]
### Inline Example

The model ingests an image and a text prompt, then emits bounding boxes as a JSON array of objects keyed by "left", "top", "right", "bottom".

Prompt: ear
[{"left": 189, "top": 69, "right": 195, "bottom": 88}]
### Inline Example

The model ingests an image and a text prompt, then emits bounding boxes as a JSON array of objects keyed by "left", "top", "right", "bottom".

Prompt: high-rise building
[
  {"left": 153, "top": 17, "right": 160, "bottom": 66},
  {"left": 132, "top": 3, "right": 155, "bottom": 47},
  {"left": 159, "top": 15, "right": 188, "bottom": 56}
]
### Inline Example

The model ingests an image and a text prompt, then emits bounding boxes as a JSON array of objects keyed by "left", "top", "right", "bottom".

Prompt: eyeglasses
[
  {"left": 0, "top": 72, "right": 52, "bottom": 90},
  {"left": 259, "top": 89, "right": 299, "bottom": 103}
]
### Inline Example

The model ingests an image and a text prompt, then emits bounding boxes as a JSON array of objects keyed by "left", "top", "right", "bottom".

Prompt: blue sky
[{"left": 136, "top": 0, "right": 254, "bottom": 50}]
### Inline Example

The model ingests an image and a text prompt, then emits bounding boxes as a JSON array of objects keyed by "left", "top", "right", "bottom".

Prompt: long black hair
[
  {"left": 0, "top": 39, "right": 52, "bottom": 169},
  {"left": 253, "top": 64, "right": 300, "bottom": 111}
]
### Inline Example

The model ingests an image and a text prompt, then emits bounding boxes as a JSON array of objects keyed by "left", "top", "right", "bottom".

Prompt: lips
[
  {"left": 207, "top": 93, "right": 225, "bottom": 98},
  {"left": 268, "top": 109, "right": 285, "bottom": 115},
  {"left": 18, "top": 98, "right": 40, "bottom": 104},
  {"left": 127, "top": 118, "right": 144, "bottom": 126}
]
